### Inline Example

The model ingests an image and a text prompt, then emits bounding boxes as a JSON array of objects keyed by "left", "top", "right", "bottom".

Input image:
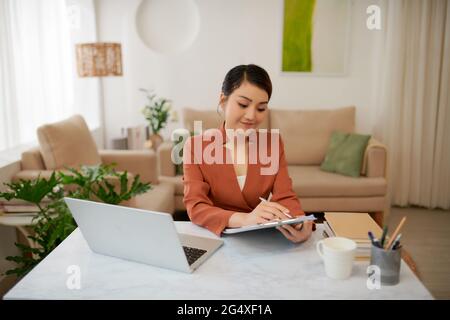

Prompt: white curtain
[
  {"left": 0, "top": 0, "right": 74, "bottom": 150},
  {"left": 375, "top": 0, "right": 450, "bottom": 209}
]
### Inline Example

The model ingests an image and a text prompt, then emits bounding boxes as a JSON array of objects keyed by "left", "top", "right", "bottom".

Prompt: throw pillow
[{"left": 320, "top": 131, "right": 371, "bottom": 177}]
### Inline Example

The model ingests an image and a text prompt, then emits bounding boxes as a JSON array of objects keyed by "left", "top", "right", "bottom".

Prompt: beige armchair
[
  {"left": 158, "top": 106, "right": 389, "bottom": 225},
  {"left": 12, "top": 115, "right": 174, "bottom": 214}
]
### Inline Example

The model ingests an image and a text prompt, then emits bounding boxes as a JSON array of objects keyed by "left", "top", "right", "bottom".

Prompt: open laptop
[{"left": 64, "top": 197, "right": 223, "bottom": 273}]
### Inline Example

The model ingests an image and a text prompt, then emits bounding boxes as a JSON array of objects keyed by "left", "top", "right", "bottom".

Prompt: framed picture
[{"left": 281, "top": 0, "right": 352, "bottom": 76}]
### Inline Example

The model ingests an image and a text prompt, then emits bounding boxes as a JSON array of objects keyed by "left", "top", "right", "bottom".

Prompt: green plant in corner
[{"left": 0, "top": 164, "right": 151, "bottom": 278}]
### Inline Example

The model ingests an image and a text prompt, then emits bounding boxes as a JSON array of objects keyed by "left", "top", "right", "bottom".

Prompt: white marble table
[{"left": 3, "top": 222, "right": 433, "bottom": 300}]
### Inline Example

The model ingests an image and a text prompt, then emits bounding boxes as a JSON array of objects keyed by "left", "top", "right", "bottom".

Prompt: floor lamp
[{"left": 75, "top": 42, "right": 123, "bottom": 148}]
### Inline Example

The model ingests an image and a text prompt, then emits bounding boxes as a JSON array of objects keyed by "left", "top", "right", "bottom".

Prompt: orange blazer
[{"left": 182, "top": 121, "right": 305, "bottom": 236}]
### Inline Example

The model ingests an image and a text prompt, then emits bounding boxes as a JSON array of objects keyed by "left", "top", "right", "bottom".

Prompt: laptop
[{"left": 64, "top": 197, "right": 224, "bottom": 273}]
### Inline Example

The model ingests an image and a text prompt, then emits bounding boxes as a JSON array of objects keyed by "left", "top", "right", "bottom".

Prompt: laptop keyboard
[{"left": 182, "top": 246, "right": 207, "bottom": 266}]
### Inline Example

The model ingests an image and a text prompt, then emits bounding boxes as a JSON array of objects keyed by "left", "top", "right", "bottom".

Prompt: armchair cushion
[
  {"left": 99, "top": 149, "right": 158, "bottom": 184},
  {"left": 13, "top": 170, "right": 64, "bottom": 182},
  {"left": 159, "top": 175, "right": 183, "bottom": 195},
  {"left": 37, "top": 115, "right": 101, "bottom": 169},
  {"left": 21, "top": 147, "right": 46, "bottom": 170}
]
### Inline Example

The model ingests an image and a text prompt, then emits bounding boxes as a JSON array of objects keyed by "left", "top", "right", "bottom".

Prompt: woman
[{"left": 182, "top": 64, "right": 314, "bottom": 243}]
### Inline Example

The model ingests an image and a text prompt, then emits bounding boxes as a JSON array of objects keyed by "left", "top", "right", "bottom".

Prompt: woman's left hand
[{"left": 276, "top": 220, "right": 314, "bottom": 243}]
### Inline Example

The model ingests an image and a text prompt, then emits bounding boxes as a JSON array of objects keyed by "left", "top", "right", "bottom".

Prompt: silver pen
[{"left": 258, "top": 194, "right": 293, "bottom": 219}]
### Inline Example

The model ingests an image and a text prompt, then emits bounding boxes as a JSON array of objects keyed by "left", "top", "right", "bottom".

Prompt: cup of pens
[{"left": 368, "top": 217, "right": 406, "bottom": 286}]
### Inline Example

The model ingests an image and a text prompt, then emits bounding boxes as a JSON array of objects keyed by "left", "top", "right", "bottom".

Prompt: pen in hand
[{"left": 258, "top": 196, "right": 293, "bottom": 219}]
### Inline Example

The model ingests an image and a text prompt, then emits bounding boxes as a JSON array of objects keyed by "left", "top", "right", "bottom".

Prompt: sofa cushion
[
  {"left": 37, "top": 115, "right": 101, "bottom": 169},
  {"left": 182, "top": 108, "right": 223, "bottom": 133},
  {"left": 320, "top": 131, "right": 371, "bottom": 177},
  {"left": 182, "top": 107, "right": 270, "bottom": 133},
  {"left": 299, "top": 196, "right": 387, "bottom": 213},
  {"left": 287, "top": 165, "right": 387, "bottom": 197},
  {"left": 270, "top": 107, "right": 355, "bottom": 165},
  {"left": 133, "top": 181, "right": 175, "bottom": 214}
]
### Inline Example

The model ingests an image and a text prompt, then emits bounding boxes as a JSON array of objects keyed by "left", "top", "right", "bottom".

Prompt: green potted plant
[
  {"left": 140, "top": 88, "right": 172, "bottom": 150},
  {"left": 0, "top": 164, "right": 151, "bottom": 278}
]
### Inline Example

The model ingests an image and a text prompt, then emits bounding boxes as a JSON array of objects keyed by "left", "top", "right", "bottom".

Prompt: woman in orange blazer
[{"left": 183, "top": 64, "right": 314, "bottom": 242}]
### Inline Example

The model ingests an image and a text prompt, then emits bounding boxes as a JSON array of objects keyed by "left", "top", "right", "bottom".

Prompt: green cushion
[{"left": 320, "top": 131, "right": 371, "bottom": 177}]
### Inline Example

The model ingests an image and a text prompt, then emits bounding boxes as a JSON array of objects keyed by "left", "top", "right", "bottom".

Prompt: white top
[
  {"left": 225, "top": 140, "right": 247, "bottom": 191},
  {"left": 3, "top": 223, "right": 433, "bottom": 300},
  {"left": 236, "top": 174, "right": 246, "bottom": 190}
]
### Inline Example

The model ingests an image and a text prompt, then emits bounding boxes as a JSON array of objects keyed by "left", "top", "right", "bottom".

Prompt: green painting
[
  {"left": 282, "top": 0, "right": 316, "bottom": 72},
  {"left": 282, "top": 0, "right": 351, "bottom": 74}
]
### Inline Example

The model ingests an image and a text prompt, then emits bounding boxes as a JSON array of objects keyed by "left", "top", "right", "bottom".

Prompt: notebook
[
  {"left": 324, "top": 212, "right": 383, "bottom": 241},
  {"left": 323, "top": 212, "right": 383, "bottom": 260}
]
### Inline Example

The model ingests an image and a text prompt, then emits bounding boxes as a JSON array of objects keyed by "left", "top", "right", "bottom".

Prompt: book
[
  {"left": 323, "top": 212, "right": 383, "bottom": 259},
  {"left": 0, "top": 211, "right": 38, "bottom": 217},
  {"left": 0, "top": 198, "right": 50, "bottom": 205},
  {"left": 0, "top": 199, "right": 49, "bottom": 215},
  {"left": 324, "top": 212, "right": 383, "bottom": 241},
  {"left": 323, "top": 221, "right": 371, "bottom": 248}
]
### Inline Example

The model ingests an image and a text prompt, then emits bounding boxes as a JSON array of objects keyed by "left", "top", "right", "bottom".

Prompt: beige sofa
[
  {"left": 158, "top": 106, "right": 389, "bottom": 225},
  {"left": 12, "top": 115, "right": 175, "bottom": 214}
]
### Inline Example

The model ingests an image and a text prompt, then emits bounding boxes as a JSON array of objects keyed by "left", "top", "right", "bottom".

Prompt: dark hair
[{"left": 221, "top": 64, "right": 272, "bottom": 100}]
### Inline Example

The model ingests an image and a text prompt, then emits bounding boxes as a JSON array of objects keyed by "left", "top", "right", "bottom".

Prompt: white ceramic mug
[{"left": 316, "top": 237, "right": 357, "bottom": 280}]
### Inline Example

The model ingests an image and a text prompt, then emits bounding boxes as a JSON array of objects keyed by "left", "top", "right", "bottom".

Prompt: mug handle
[{"left": 316, "top": 240, "right": 324, "bottom": 259}]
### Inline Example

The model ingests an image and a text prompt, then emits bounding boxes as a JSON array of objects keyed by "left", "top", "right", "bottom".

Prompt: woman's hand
[
  {"left": 277, "top": 220, "right": 314, "bottom": 244},
  {"left": 228, "top": 201, "right": 290, "bottom": 227}
]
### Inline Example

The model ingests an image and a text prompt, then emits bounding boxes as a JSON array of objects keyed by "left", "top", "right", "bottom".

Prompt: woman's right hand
[{"left": 229, "top": 201, "right": 290, "bottom": 227}]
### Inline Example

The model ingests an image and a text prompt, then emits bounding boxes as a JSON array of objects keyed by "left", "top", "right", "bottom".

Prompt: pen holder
[{"left": 370, "top": 244, "right": 402, "bottom": 286}]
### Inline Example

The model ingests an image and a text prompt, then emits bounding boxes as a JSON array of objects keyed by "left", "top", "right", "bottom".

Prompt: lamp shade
[{"left": 76, "top": 43, "right": 123, "bottom": 77}]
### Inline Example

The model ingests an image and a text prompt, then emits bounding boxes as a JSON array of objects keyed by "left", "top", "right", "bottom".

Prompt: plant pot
[{"left": 148, "top": 133, "right": 163, "bottom": 151}]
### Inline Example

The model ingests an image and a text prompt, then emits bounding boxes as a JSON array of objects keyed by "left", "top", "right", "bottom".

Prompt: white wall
[
  {"left": 95, "top": 0, "right": 384, "bottom": 146},
  {"left": 67, "top": 0, "right": 103, "bottom": 142}
]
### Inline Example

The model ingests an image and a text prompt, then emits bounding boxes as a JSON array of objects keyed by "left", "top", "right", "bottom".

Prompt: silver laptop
[{"left": 64, "top": 197, "right": 223, "bottom": 273}]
